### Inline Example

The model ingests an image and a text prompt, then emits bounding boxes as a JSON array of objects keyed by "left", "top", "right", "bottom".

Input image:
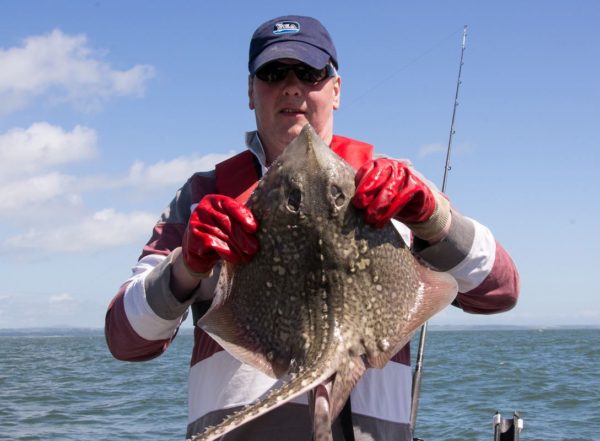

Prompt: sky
[{"left": 0, "top": 1, "right": 598, "bottom": 329}]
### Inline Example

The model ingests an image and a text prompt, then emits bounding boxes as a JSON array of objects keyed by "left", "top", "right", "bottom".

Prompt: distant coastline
[{"left": 1, "top": 324, "right": 598, "bottom": 337}]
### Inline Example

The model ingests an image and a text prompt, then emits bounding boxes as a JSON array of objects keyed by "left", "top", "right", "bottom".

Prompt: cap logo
[{"left": 273, "top": 21, "right": 300, "bottom": 35}]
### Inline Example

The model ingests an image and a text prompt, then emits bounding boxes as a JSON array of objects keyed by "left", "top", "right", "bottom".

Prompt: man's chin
[{"left": 286, "top": 122, "right": 313, "bottom": 139}]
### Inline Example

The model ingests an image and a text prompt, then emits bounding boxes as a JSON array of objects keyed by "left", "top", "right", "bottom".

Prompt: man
[{"left": 105, "top": 15, "right": 519, "bottom": 441}]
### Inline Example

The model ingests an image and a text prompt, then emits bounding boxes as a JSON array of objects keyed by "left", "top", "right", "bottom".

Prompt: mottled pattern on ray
[{"left": 190, "top": 125, "right": 457, "bottom": 441}]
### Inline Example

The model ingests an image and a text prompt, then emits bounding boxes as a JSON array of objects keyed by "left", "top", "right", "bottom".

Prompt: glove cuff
[
  {"left": 182, "top": 258, "right": 214, "bottom": 279},
  {"left": 405, "top": 192, "right": 451, "bottom": 242},
  {"left": 145, "top": 250, "right": 205, "bottom": 320}
]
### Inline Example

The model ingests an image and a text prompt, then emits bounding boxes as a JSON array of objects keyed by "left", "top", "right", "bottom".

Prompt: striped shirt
[{"left": 105, "top": 132, "right": 519, "bottom": 440}]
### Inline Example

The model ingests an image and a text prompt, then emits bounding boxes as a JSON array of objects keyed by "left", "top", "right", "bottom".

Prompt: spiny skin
[{"left": 191, "top": 125, "right": 457, "bottom": 441}]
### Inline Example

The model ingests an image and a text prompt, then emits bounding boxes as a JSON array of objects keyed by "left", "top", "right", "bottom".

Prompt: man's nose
[{"left": 282, "top": 70, "right": 302, "bottom": 95}]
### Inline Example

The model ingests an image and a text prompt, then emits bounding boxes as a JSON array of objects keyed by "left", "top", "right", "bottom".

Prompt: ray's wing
[
  {"left": 344, "top": 221, "right": 458, "bottom": 370},
  {"left": 199, "top": 222, "right": 321, "bottom": 378},
  {"left": 370, "top": 259, "right": 457, "bottom": 368},
  {"left": 198, "top": 262, "right": 280, "bottom": 378}
]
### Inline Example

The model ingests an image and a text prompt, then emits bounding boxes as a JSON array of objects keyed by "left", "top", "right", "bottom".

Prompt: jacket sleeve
[
  {"left": 412, "top": 208, "right": 520, "bottom": 314},
  {"left": 105, "top": 172, "right": 216, "bottom": 361}
]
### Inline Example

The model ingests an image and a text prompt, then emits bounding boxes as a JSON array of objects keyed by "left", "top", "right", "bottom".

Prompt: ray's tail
[{"left": 187, "top": 363, "right": 336, "bottom": 441}]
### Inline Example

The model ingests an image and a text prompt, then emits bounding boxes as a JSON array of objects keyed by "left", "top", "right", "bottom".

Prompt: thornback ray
[{"left": 189, "top": 124, "right": 457, "bottom": 441}]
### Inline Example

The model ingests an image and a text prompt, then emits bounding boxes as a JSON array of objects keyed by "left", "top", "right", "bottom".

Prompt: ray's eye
[
  {"left": 330, "top": 185, "right": 345, "bottom": 207},
  {"left": 287, "top": 188, "right": 302, "bottom": 212}
]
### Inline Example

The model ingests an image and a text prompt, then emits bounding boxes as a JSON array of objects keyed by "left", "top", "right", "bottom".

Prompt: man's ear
[
  {"left": 333, "top": 75, "right": 341, "bottom": 110},
  {"left": 248, "top": 75, "right": 255, "bottom": 110}
]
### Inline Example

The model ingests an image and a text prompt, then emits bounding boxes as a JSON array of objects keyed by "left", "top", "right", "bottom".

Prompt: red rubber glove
[
  {"left": 182, "top": 194, "right": 259, "bottom": 275},
  {"left": 352, "top": 158, "right": 437, "bottom": 229}
]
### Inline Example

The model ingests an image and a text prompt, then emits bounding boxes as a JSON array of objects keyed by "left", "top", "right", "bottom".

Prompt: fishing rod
[{"left": 410, "top": 24, "right": 468, "bottom": 439}]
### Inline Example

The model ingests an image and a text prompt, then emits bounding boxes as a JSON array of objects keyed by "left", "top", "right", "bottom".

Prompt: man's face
[{"left": 248, "top": 59, "right": 341, "bottom": 164}]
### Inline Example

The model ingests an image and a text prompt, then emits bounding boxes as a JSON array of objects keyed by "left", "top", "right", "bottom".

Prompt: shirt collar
[{"left": 244, "top": 131, "right": 269, "bottom": 176}]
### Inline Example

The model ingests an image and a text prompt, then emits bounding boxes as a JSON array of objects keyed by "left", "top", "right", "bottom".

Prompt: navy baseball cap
[{"left": 249, "top": 15, "right": 338, "bottom": 75}]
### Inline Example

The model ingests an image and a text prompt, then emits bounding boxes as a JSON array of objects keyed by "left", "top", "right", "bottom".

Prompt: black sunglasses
[{"left": 255, "top": 62, "right": 337, "bottom": 84}]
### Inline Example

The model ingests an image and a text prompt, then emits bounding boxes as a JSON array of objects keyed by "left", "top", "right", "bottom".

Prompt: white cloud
[
  {"left": 47, "top": 292, "right": 81, "bottom": 319},
  {"left": 49, "top": 292, "right": 75, "bottom": 304},
  {"left": 126, "top": 152, "right": 234, "bottom": 189},
  {"left": 65, "top": 152, "right": 234, "bottom": 197},
  {"left": 579, "top": 309, "right": 600, "bottom": 319},
  {"left": 418, "top": 141, "right": 473, "bottom": 159},
  {"left": 0, "top": 172, "right": 77, "bottom": 211},
  {"left": 0, "top": 291, "right": 92, "bottom": 328},
  {"left": 417, "top": 143, "right": 446, "bottom": 158},
  {"left": 0, "top": 123, "right": 97, "bottom": 213},
  {"left": 0, "top": 122, "right": 97, "bottom": 180},
  {"left": 3, "top": 208, "right": 157, "bottom": 253},
  {"left": 0, "top": 29, "right": 155, "bottom": 115},
  {"left": 0, "top": 123, "right": 232, "bottom": 253}
]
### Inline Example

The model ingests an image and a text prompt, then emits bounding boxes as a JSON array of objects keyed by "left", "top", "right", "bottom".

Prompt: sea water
[{"left": 1, "top": 328, "right": 598, "bottom": 440}]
